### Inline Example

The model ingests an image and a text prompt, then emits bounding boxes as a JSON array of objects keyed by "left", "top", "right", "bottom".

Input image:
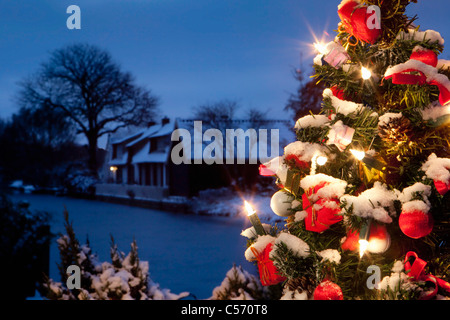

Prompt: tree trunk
[{"left": 87, "top": 132, "right": 98, "bottom": 177}]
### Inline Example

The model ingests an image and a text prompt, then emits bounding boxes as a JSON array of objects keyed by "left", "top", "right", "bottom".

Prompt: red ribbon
[
  {"left": 385, "top": 49, "right": 450, "bottom": 105},
  {"left": 404, "top": 251, "right": 450, "bottom": 300},
  {"left": 430, "top": 79, "right": 450, "bottom": 106},
  {"left": 387, "top": 69, "right": 427, "bottom": 86}
]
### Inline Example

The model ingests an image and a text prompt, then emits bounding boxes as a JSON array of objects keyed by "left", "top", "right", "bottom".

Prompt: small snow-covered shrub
[
  {"left": 44, "top": 209, "right": 189, "bottom": 300},
  {"left": 64, "top": 171, "right": 98, "bottom": 195},
  {"left": 210, "top": 264, "right": 278, "bottom": 300}
]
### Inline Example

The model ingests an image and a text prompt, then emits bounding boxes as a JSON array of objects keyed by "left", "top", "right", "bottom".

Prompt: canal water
[{"left": 9, "top": 193, "right": 257, "bottom": 299}]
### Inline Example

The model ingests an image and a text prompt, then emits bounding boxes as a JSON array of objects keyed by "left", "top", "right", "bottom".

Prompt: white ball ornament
[{"left": 270, "top": 190, "right": 294, "bottom": 217}]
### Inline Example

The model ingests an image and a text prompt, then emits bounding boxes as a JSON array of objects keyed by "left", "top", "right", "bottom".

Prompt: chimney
[{"left": 162, "top": 116, "right": 170, "bottom": 125}]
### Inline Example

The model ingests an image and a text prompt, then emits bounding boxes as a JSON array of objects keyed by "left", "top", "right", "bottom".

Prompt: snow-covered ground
[{"left": 10, "top": 190, "right": 281, "bottom": 300}]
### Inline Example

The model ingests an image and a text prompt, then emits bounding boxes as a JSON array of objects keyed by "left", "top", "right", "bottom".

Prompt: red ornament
[
  {"left": 338, "top": 0, "right": 381, "bottom": 44},
  {"left": 330, "top": 86, "right": 347, "bottom": 100},
  {"left": 434, "top": 180, "right": 450, "bottom": 195},
  {"left": 399, "top": 209, "right": 434, "bottom": 239},
  {"left": 302, "top": 182, "right": 343, "bottom": 233},
  {"left": 341, "top": 223, "right": 390, "bottom": 253},
  {"left": 313, "top": 280, "right": 344, "bottom": 300},
  {"left": 251, "top": 243, "right": 286, "bottom": 286}
]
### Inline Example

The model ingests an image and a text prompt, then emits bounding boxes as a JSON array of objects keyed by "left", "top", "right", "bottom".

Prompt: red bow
[
  {"left": 385, "top": 48, "right": 450, "bottom": 105},
  {"left": 404, "top": 251, "right": 450, "bottom": 300},
  {"left": 338, "top": 0, "right": 381, "bottom": 44},
  {"left": 251, "top": 243, "right": 286, "bottom": 286},
  {"left": 302, "top": 182, "right": 343, "bottom": 233}
]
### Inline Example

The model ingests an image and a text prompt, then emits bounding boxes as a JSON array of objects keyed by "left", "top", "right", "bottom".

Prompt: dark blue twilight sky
[{"left": 1, "top": 0, "right": 449, "bottom": 122}]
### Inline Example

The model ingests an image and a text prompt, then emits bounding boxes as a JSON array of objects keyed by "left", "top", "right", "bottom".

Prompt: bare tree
[
  {"left": 13, "top": 105, "right": 75, "bottom": 149},
  {"left": 284, "top": 67, "right": 325, "bottom": 122},
  {"left": 0, "top": 105, "right": 79, "bottom": 186},
  {"left": 193, "top": 99, "right": 238, "bottom": 125},
  {"left": 18, "top": 43, "right": 159, "bottom": 176},
  {"left": 245, "top": 107, "right": 269, "bottom": 129}
]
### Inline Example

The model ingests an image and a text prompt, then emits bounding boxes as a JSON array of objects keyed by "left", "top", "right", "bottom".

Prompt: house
[
  {"left": 95, "top": 116, "right": 295, "bottom": 203},
  {"left": 96, "top": 117, "right": 174, "bottom": 201}
]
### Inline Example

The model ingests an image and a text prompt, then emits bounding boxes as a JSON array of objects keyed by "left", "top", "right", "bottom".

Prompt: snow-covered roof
[
  {"left": 110, "top": 130, "right": 145, "bottom": 145},
  {"left": 126, "top": 121, "right": 175, "bottom": 148},
  {"left": 107, "top": 117, "right": 296, "bottom": 166},
  {"left": 108, "top": 118, "right": 175, "bottom": 166},
  {"left": 131, "top": 141, "right": 170, "bottom": 164}
]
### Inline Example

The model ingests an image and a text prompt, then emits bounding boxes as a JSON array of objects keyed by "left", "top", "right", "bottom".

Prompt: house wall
[
  {"left": 133, "top": 163, "right": 167, "bottom": 187},
  {"left": 168, "top": 163, "right": 190, "bottom": 196},
  {"left": 122, "top": 166, "right": 128, "bottom": 184},
  {"left": 168, "top": 162, "right": 260, "bottom": 197}
]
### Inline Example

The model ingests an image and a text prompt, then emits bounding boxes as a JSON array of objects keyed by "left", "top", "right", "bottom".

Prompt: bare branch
[{"left": 17, "top": 43, "right": 159, "bottom": 173}]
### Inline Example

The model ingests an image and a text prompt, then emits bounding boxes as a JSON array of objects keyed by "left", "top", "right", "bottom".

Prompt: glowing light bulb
[
  {"left": 350, "top": 149, "right": 365, "bottom": 161},
  {"left": 316, "top": 156, "right": 328, "bottom": 166},
  {"left": 244, "top": 200, "right": 256, "bottom": 216},
  {"left": 314, "top": 42, "right": 328, "bottom": 55},
  {"left": 359, "top": 239, "right": 369, "bottom": 258},
  {"left": 361, "top": 67, "right": 372, "bottom": 80},
  {"left": 244, "top": 200, "right": 266, "bottom": 236},
  {"left": 110, "top": 166, "right": 118, "bottom": 172}
]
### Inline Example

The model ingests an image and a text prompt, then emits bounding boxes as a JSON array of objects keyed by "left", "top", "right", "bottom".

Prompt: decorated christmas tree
[{"left": 243, "top": 0, "right": 450, "bottom": 300}]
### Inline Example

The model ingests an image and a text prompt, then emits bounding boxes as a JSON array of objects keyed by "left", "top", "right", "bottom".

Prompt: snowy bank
[{"left": 189, "top": 187, "right": 283, "bottom": 224}]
